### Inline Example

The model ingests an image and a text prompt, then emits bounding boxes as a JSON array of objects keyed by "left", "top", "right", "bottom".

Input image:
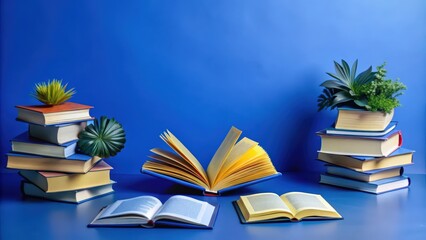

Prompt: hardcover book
[
  {"left": 317, "top": 129, "right": 402, "bottom": 157},
  {"left": 6, "top": 152, "right": 102, "bottom": 173},
  {"left": 141, "top": 126, "right": 281, "bottom": 195},
  {"left": 325, "top": 165, "right": 403, "bottom": 182},
  {"left": 335, "top": 107, "right": 394, "bottom": 131},
  {"left": 325, "top": 121, "right": 397, "bottom": 137},
  {"left": 16, "top": 102, "right": 93, "bottom": 125},
  {"left": 88, "top": 195, "right": 219, "bottom": 229},
  {"left": 234, "top": 192, "right": 342, "bottom": 223},
  {"left": 320, "top": 174, "right": 410, "bottom": 194},
  {"left": 19, "top": 160, "right": 113, "bottom": 193},
  {"left": 317, "top": 148, "right": 414, "bottom": 172},
  {"left": 11, "top": 132, "right": 77, "bottom": 158},
  {"left": 22, "top": 181, "right": 115, "bottom": 204},
  {"left": 29, "top": 121, "right": 90, "bottom": 145}
]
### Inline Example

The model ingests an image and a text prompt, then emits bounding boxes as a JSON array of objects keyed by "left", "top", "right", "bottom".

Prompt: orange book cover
[{"left": 16, "top": 102, "right": 94, "bottom": 114}]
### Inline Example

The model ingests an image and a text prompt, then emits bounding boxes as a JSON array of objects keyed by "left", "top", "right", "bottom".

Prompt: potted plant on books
[
  {"left": 78, "top": 116, "right": 126, "bottom": 158},
  {"left": 32, "top": 79, "right": 76, "bottom": 105},
  {"left": 317, "top": 60, "right": 406, "bottom": 131}
]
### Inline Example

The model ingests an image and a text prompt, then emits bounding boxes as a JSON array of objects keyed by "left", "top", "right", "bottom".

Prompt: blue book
[
  {"left": 88, "top": 195, "right": 219, "bottom": 229},
  {"left": 141, "top": 127, "right": 281, "bottom": 196},
  {"left": 317, "top": 129, "right": 402, "bottom": 157},
  {"left": 6, "top": 152, "right": 102, "bottom": 173},
  {"left": 28, "top": 120, "right": 93, "bottom": 145},
  {"left": 11, "top": 132, "right": 77, "bottom": 158},
  {"left": 317, "top": 148, "right": 414, "bottom": 172},
  {"left": 21, "top": 181, "right": 115, "bottom": 204},
  {"left": 320, "top": 174, "right": 410, "bottom": 194},
  {"left": 325, "top": 121, "right": 397, "bottom": 137},
  {"left": 325, "top": 165, "right": 404, "bottom": 182}
]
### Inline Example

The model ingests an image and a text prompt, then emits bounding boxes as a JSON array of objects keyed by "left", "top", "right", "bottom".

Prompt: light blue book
[
  {"left": 11, "top": 132, "right": 77, "bottom": 158},
  {"left": 324, "top": 165, "right": 404, "bottom": 182},
  {"left": 88, "top": 195, "right": 219, "bottom": 229},
  {"left": 320, "top": 174, "right": 410, "bottom": 194}
]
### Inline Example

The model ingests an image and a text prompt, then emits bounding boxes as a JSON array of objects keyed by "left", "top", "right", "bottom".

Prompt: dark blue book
[
  {"left": 317, "top": 148, "right": 414, "bottom": 172},
  {"left": 11, "top": 132, "right": 77, "bottom": 158},
  {"left": 325, "top": 121, "right": 397, "bottom": 137},
  {"left": 88, "top": 195, "right": 219, "bottom": 229},
  {"left": 320, "top": 174, "right": 410, "bottom": 194},
  {"left": 6, "top": 152, "right": 102, "bottom": 173},
  {"left": 28, "top": 120, "right": 93, "bottom": 145},
  {"left": 21, "top": 181, "right": 115, "bottom": 204}
]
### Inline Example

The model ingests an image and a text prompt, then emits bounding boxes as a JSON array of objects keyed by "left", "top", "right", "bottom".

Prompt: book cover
[
  {"left": 317, "top": 148, "right": 414, "bottom": 172},
  {"left": 6, "top": 152, "right": 102, "bottom": 173},
  {"left": 320, "top": 174, "right": 410, "bottom": 194},
  {"left": 21, "top": 181, "right": 115, "bottom": 204},
  {"left": 317, "top": 129, "right": 402, "bottom": 157},
  {"left": 16, "top": 102, "right": 93, "bottom": 113},
  {"left": 19, "top": 160, "right": 113, "bottom": 192},
  {"left": 324, "top": 165, "right": 403, "bottom": 182},
  {"left": 325, "top": 121, "right": 397, "bottom": 137},
  {"left": 11, "top": 132, "right": 77, "bottom": 158}
]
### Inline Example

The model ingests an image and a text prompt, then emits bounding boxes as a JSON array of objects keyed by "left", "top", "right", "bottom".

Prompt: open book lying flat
[
  {"left": 234, "top": 192, "right": 342, "bottom": 223},
  {"left": 88, "top": 195, "right": 219, "bottom": 229},
  {"left": 142, "top": 126, "right": 281, "bottom": 195}
]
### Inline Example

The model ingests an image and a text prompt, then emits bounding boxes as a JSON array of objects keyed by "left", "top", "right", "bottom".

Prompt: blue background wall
[{"left": 1, "top": 0, "right": 425, "bottom": 174}]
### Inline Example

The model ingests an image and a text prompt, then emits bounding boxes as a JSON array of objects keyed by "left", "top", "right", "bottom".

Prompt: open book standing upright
[
  {"left": 88, "top": 195, "right": 219, "bottom": 229},
  {"left": 234, "top": 192, "right": 342, "bottom": 223},
  {"left": 142, "top": 126, "right": 281, "bottom": 195}
]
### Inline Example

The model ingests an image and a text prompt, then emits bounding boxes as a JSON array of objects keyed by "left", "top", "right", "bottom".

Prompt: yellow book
[
  {"left": 142, "top": 126, "right": 280, "bottom": 195},
  {"left": 234, "top": 192, "right": 342, "bottom": 223}
]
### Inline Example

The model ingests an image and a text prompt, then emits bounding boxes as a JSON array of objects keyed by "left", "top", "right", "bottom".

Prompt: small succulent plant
[
  {"left": 32, "top": 79, "right": 76, "bottom": 105},
  {"left": 78, "top": 116, "right": 126, "bottom": 158}
]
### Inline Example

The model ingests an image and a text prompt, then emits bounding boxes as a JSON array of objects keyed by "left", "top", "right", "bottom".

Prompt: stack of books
[
  {"left": 317, "top": 108, "right": 414, "bottom": 194},
  {"left": 6, "top": 102, "right": 115, "bottom": 203}
]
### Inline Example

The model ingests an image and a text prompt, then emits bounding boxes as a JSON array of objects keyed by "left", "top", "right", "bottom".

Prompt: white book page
[
  {"left": 242, "top": 193, "right": 292, "bottom": 214},
  {"left": 153, "top": 195, "right": 214, "bottom": 226},
  {"left": 98, "top": 196, "right": 162, "bottom": 221},
  {"left": 282, "top": 192, "right": 334, "bottom": 212}
]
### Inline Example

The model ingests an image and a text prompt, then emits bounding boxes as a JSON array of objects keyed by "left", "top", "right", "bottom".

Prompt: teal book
[
  {"left": 142, "top": 127, "right": 281, "bottom": 196},
  {"left": 11, "top": 132, "right": 77, "bottom": 158},
  {"left": 320, "top": 174, "right": 410, "bottom": 194},
  {"left": 88, "top": 195, "right": 219, "bottom": 229}
]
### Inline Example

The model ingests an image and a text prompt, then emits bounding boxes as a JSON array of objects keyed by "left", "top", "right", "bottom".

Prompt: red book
[{"left": 16, "top": 102, "right": 94, "bottom": 125}]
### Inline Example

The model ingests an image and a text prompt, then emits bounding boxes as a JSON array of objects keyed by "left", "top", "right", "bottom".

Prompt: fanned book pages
[
  {"left": 88, "top": 195, "right": 219, "bottom": 229},
  {"left": 141, "top": 126, "right": 281, "bottom": 195},
  {"left": 233, "top": 192, "right": 342, "bottom": 223}
]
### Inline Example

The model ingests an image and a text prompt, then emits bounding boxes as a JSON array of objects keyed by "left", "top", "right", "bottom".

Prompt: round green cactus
[{"left": 78, "top": 116, "right": 126, "bottom": 158}]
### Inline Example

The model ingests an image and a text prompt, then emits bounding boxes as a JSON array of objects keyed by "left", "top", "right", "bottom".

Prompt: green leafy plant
[
  {"left": 78, "top": 116, "right": 126, "bottom": 158},
  {"left": 357, "top": 63, "right": 406, "bottom": 113},
  {"left": 317, "top": 59, "right": 376, "bottom": 111},
  {"left": 32, "top": 79, "right": 76, "bottom": 105},
  {"left": 318, "top": 60, "right": 406, "bottom": 113}
]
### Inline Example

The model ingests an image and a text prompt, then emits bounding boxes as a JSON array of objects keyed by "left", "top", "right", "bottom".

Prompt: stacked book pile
[
  {"left": 6, "top": 102, "right": 115, "bottom": 203},
  {"left": 317, "top": 108, "right": 414, "bottom": 194}
]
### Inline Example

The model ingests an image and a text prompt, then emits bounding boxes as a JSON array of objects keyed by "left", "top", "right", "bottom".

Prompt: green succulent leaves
[
  {"left": 32, "top": 79, "right": 76, "bottom": 105},
  {"left": 78, "top": 116, "right": 126, "bottom": 158},
  {"left": 318, "top": 60, "right": 406, "bottom": 113}
]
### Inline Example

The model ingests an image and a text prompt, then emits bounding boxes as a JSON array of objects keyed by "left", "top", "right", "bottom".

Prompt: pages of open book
[{"left": 152, "top": 195, "right": 215, "bottom": 227}]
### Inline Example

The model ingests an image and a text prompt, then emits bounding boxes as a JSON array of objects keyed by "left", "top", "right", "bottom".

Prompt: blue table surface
[{"left": 1, "top": 172, "right": 425, "bottom": 240}]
